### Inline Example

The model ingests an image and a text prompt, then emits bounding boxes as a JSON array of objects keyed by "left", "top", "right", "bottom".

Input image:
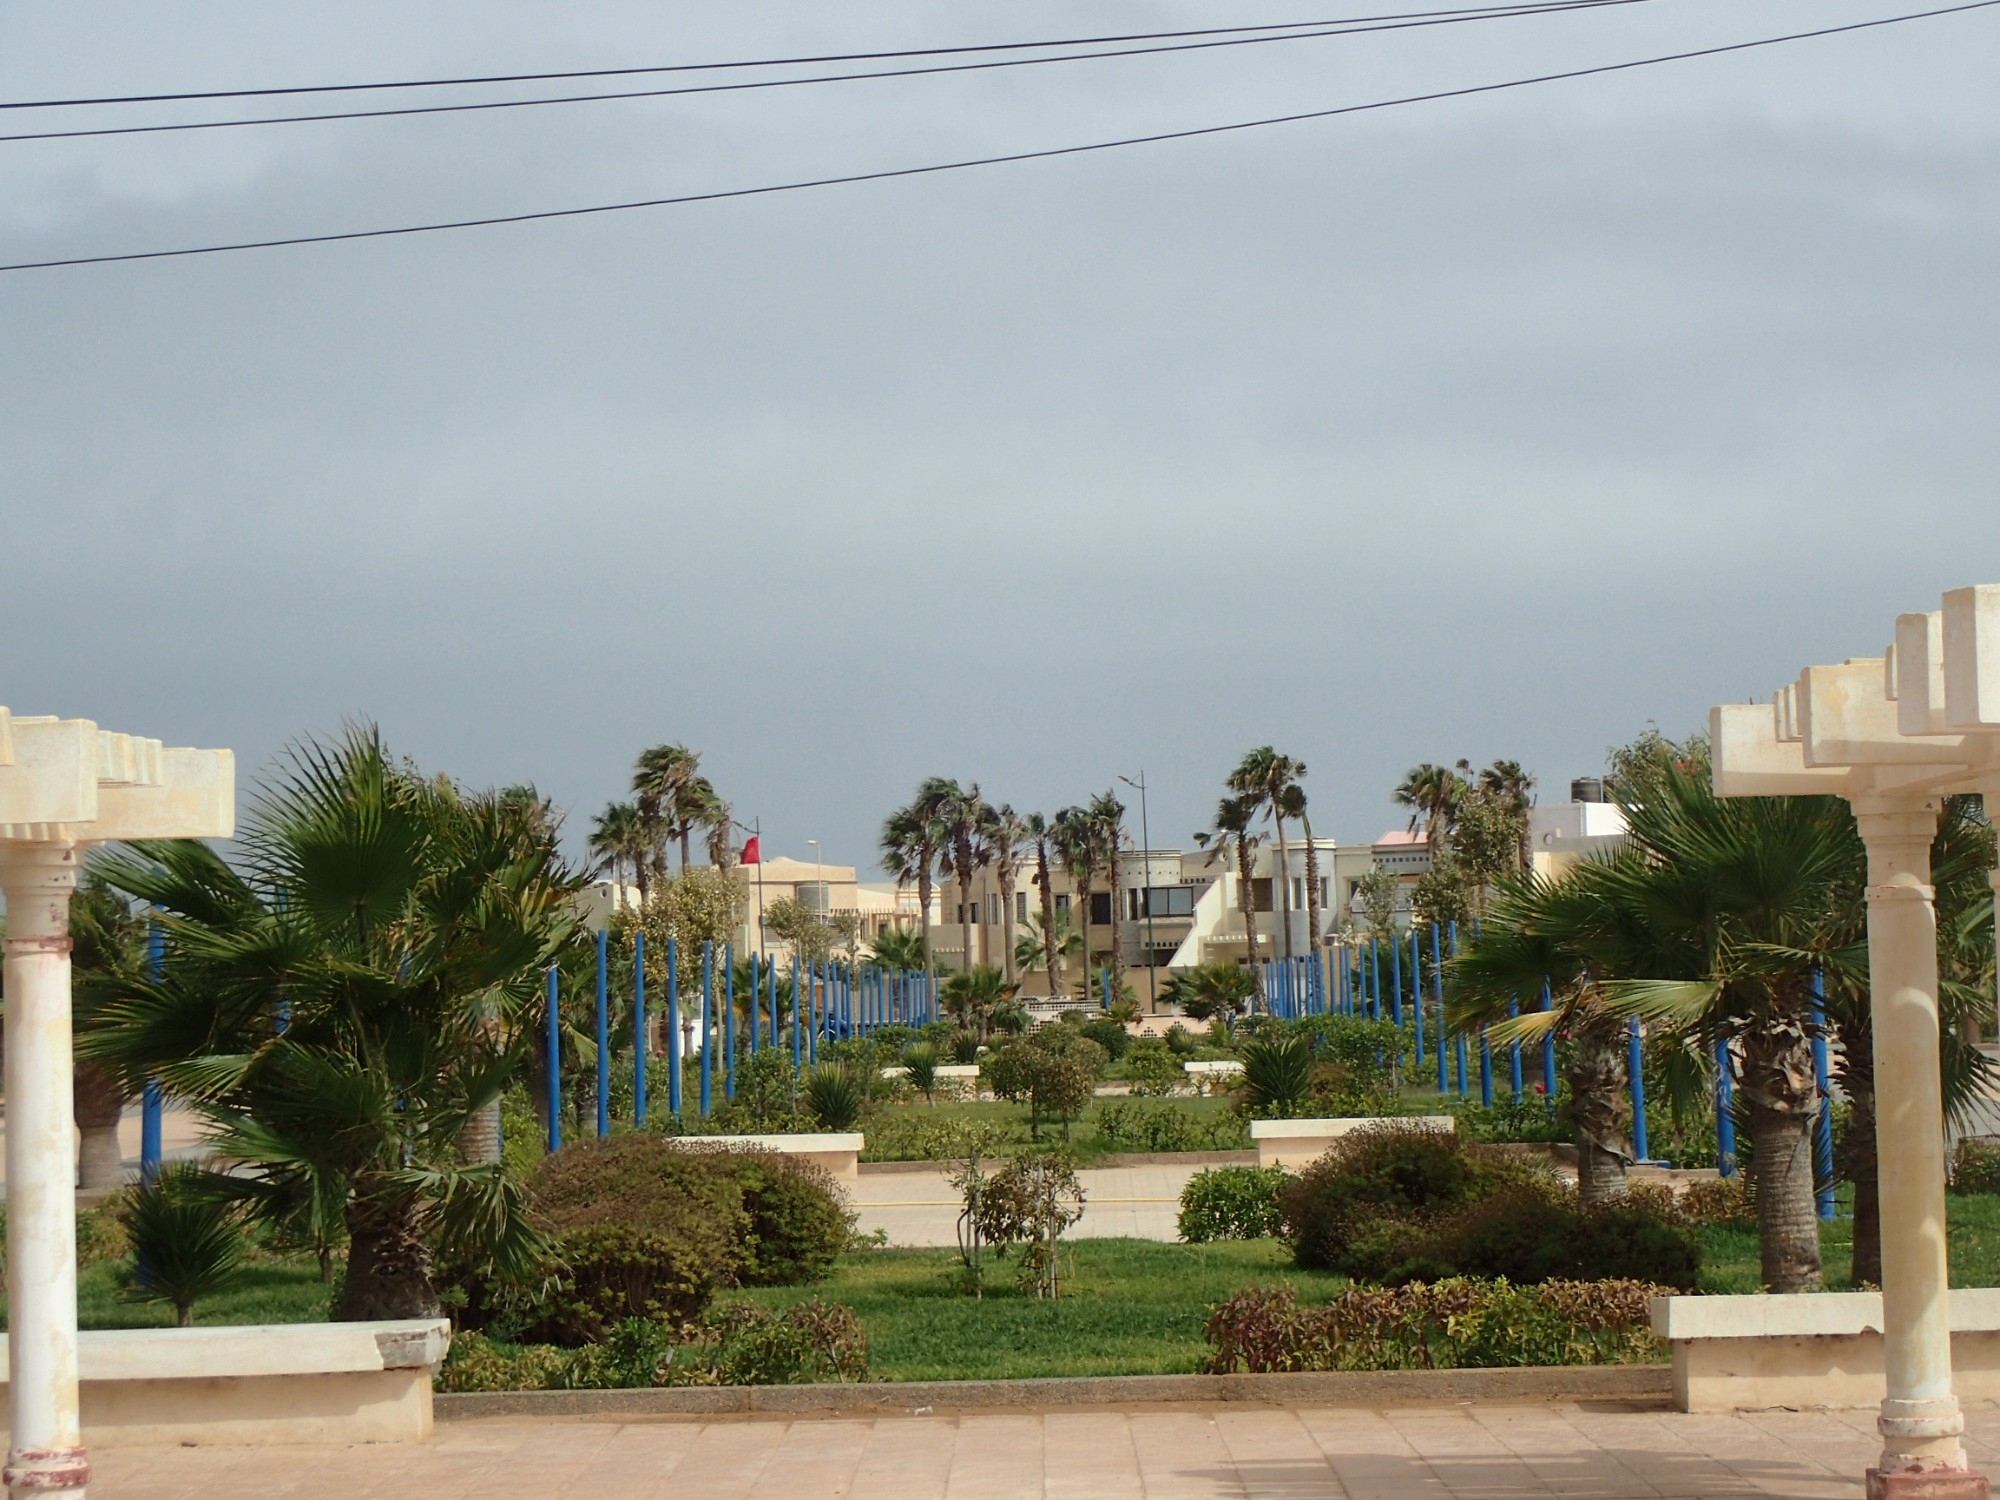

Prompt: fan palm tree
[
  {"left": 1278, "top": 783, "right": 1324, "bottom": 957},
  {"left": 928, "top": 781, "right": 992, "bottom": 973},
  {"left": 586, "top": 801, "right": 646, "bottom": 897},
  {"left": 1049, "top": 805, "right": 1098, "bottom": 974},
  {"left": 1023, "top": 812, "right": 1067, "bottom": 998},
  {"left": 1394, "top": 762, "right": 1469, "bottom": 856},
  {"left": 84, "top": 725, "right": 574, "bottom": 1320},
  {"left": 982, "top": 804, "right": 1031, "bottom": 985},
  {"left": 1229, "top": 749, "right": 1305, "bottom": 959},
  {"left": 941, "top": 965, "right": 1016, "bottom": 1037},
  {"left": 1088, "top": 790, "right": 1129, "bottom": 1004},
  {"left": 68, "top": 874, "right": 146, "bottom": 1190},
  {"left": 633, "top": 744, "right": 701, "bottom": 878},
  {"left": 870, "top": 925, "right": 929, "bottom": 972},
  {"left": 1014, "top": 909, "right": 1082, "bottom": 980},
  {"left": 693, "top": 784, "right": 736, "bottom": 868},
  {"left": 1478, "top": 759, "right": 1538, "bottom": 874},
  {"left": 1195, "top": 795, "right": 1264, "bottom": 968}
]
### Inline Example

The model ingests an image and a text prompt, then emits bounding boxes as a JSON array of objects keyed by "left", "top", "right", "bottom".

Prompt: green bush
[
  {"left": 1204, "top": 1279, "right": 1668, "bottom": 1373},
  {"left": 1124, "top": 1038, "right": 1182, "bottom": 1095},
  {"left": 1078, "top": 1018, "right": 1132, "bottom": 1062},
  {"left": 803, "top": 1063, "right": 866, "bottom": 1130},
  {"left": 714, "top": 1150, "right": 853, "bottom": 1286},
  {"left": 435, "top": 1330, "right": 576, "bottom": 1392},
  {"left": 117, "top": 1165, "right": 247, "bottom": 1326},
  {"left": 706, "top": 1300, "right": 869, "bottom": 1384},
  {"left": 1953, "top": 1139, "right": 2000, "bottom": 1195},
  {"left": 1094, "top": 1099, "right": 1249, "bottom": 1154},
  {"left": 902, "top": 1043, "right": 941, "bottom": 1102},
  {"left": 1281, "top": 1125, "right": 1484, "bottom": 1271},
  {"left": 947, "top": 1030, "right": 982, "bottom": 1065},
  {"left": 1238, "top": 1033, "right": 1316, "bottom": 1116},
  {"left": 1164, "top": 1023, "right": 1198, "bottom": 1056},
  {"left": 982, "top": 1028, "right": 1106, "bottom": 1139},
  {"left": 1178, "top": 1166, "right": 1289, "bottom": 1242}
]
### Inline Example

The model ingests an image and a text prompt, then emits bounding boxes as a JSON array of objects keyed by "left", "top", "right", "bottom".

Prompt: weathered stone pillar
[
  {"left": 1855, "top": 795, "right": 1988, "bottom": 1499},
  {"left": 0, "top": 844, "right": 90, "bottom": 1500}
]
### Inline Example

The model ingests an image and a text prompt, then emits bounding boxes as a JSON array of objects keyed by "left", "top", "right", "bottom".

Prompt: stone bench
[
  {"left": 1650, "top": 1289, "right": 2000, "bottom": 1412},
  {"left": 1248, "top": 1115, "right": 1456, "bottom": 1168},
  {"left": 681, "top": 1132, "right": 865, "bottom": 1181},
  {"left": 0, "top": 1320, "right": 449, "bottom": 1448}
]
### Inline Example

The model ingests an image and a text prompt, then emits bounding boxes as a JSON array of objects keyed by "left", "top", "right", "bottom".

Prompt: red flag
[{"left": 741, "top": 835, "right": 760, "bottom": 865}]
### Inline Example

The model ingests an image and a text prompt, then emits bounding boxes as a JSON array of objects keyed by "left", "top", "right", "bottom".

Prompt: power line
[
  {"left": 0, "top": 0, "right": 1642, "bottom": 111},
  {"left": 6, "top": 0, "right": 1993, "bottom": 276},
  {"left": 0, "top": 0, "right": 1647, "bottom": 146}
]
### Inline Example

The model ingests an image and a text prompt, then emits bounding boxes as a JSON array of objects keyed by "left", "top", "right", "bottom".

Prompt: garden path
[
  {"left": 852, "top": 1162, "right": 1206, "bottom": 1246},
  {"left": 90, "top": 1397, "right": 1988, "bottom": 1498}
]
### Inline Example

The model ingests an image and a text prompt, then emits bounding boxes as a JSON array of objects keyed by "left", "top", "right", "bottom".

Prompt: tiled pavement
[{"left": 88, "top": 1399, "right": 2000, "bottom": 1499}]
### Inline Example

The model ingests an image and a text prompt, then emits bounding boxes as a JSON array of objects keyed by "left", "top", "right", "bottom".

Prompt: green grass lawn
[
  {"left": 721, "top": 1238, "right": 1344, "bottom": 1381},
  {"left": 0, "top": 1254, "right": 336, "bottom": 1333}
]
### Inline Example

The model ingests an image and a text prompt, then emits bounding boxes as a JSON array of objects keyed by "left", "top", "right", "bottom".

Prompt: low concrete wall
[
  {"left": 1651, "top": 1290, "right": 2000, "bottom": 1412},
  {"left": 677, "top": 1132, "right": 865, "bottom": 1181},
  {"left": 0, "top": 1321, "right": 450, "bottom": 1447},
  {"left": 1249, "top": 1116, "right": 1456, "bottom": 1169},
  {"left": 437, "top": 1363, "right": 1671, "bottom": 1420}
]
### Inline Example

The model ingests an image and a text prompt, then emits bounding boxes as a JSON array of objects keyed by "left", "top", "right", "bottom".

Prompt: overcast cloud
[{"left": 2, "top": 0, "right": 1996, "bottom": 870}]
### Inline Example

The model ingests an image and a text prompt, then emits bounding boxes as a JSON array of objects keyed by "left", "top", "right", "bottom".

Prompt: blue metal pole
[
  {"left": 746, "top": 950, "right": 757, "bottom": 1058},
  {"left": 700, "top": 942, "right": 713, "bottom": 1116},
  {"left": 770, "top": 956, "right": 780, "bottom": 1050},
  {"left": 595, "top": 929, "right": 610, "bottom": 1138},
  {"left": 1716, "top": 1035, "right": 1737, "bottom": 1177},
  {"left": 1430, "top": 928, "right": 1447, "bottom": 1094},
  {"left": 1443, "top": 924, "right": 1464, "bottom": 1096},
  {"left": 1509, "top": 997, "right": 1523, "bottom": 1101},
  {"left": 637, "top": 932, "right": 651, "bottom": 1126},
  {"left": 1413, "top": 933, "right": 1427, "bottom": 1066},
  {"left": 791, "top": 957, "right": 802, "bottom": 1067},
  {"left": 662, "top": 936, "right": 676, "bottom": 1120},
  {"left": 808, "top": 961, "right": 819, "bottom": 1060},
  {"left": 141, "top": 922, "right": 165, "bottom": 1184},
  {"left": 1389, "top": 935, "right": 1403, "bottom": 1027},
  {"left": 1811, "top": 968, "right": 1835, "bottom": 1217},
  {"left": 545, "top": 964, "right": 562, "bottom": 1153},
  {"left": 1540, "top": 979, "right": 1557, "bottom": 1100},
  {"left": 1628, "top": 1018, "right": 1649, "bottom": 1162},
  {"left": 724, "top": 943, "right": 736, "bottom": 1100}
]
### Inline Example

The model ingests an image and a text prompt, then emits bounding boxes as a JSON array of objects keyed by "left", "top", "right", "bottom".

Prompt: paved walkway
[
  {"left": 852, "top": 1163, "right": 1206, "bottom": 1246},
  {"left": 91, "top": 1399, "right": 2000, "bottom": 1499}
]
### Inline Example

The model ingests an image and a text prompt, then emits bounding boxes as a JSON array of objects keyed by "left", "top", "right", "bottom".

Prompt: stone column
[
  {"left": 0, "top": 844, "right": 90, "bottom": 1500},
  {"left": 1855, "top": 796, "right": 1988, "bottom": 1499}
]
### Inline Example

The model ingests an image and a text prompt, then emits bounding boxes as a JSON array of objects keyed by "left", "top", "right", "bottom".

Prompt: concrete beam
[
  {"left": 1943, "top": 584, "right": 2000, "bottom": 729},
  {"left": 1798, "top": 660, "right": 1970, "bottom": 768},
  {"left": 1710, "top": 704, "right": 1852, "bottom": 799}
]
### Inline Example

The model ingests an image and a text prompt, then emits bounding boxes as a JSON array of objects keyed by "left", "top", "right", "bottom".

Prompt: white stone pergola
[
  {"left": 0, "top": 711, "right": 232, "bottom": 1500},
  {"left": 1712, "top": 583, "right": 2000, "bottom": 1500}
]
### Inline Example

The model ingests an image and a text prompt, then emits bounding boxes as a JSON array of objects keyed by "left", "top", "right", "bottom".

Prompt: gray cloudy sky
[{"left": 3, "top": 0, "right": 1996, "bottom": 873}]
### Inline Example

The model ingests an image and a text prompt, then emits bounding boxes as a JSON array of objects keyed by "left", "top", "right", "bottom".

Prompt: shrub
[
  {"left": 903, "top": 1043, "right": 941, "bottom": 1102},
  {"left": 1179, "top": 1166, "right": 1289, "bottom": 1242},
  {"left": 983, "top": 1029, "right": 1106, "bottom": 1139},
  {"left": 803, "top": 1063, "right": 865, "bottom": 1130},
  {"left": 1238, "top": 1033, "right": 1316, "bottom": 1117},
  {"left": 76, "top": 1191, "right": 133, "bottom": 1270},
  {"left": 706, "top": 1300, "right": 869, "bottom": 1384},
  {"left": 1204, "top": 1279, "right": 1669, "bottom": 1373},
  {"left": 974, "top": 1149, "right": 1086, "bottom": 1297},
  {"left": 435, "top": 1330, "right": 575, "bottom": 1392},
  {"left": 1124, "top": 1038, "right": 1182, "bottom": 1095},
  {"left": 1078, "top": 1018, "right": 1132, "bottom": 1062},
  {"left": 713, "top": 1151, "right": 853, "bottom": 1286},
  {"left": 1094, "top": 1099, "right": 1248, "bottom": 1154},
  {"left": 1164, "top": 1023, "right": 1198, "bottom": 1056},
  {"left": 1676, "top": 1175, "right": 1757, "bottom": 1226},
  {"left": 947, "top": 1030, "right": 982, "bottom": 1065},
  {"left": 1281, "top": 1125, "right": 1484, "bottom": 1270},
  {"left": 117, "top": 1165, "right": 247, "bottom": 1326},
  {"left": 1953, "top": 1139, "right": 2000, "bottom": 1196}
]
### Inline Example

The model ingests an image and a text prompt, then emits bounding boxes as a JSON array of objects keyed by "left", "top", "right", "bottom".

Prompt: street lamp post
[{"left": 1119, "top": 772, "right": 1158, "bottom": 1011}]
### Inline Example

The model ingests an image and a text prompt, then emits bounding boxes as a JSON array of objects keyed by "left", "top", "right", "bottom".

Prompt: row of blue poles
[{"left": 543, "top": 938, "right": 941, "bottom": 1151}]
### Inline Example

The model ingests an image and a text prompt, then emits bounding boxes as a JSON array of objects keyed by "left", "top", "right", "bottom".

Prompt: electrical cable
[
  {"left": 4, "top": 0, "right": 1992, "bottom": 275},
  {"left": 0, "top": 0, "right": 1648, "bottom": 110},
  {"left": 0, "top": 0, "right": 1649, "bottom": 146}
]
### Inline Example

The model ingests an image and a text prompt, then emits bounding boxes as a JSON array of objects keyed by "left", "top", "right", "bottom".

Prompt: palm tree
[
  {"left": 880, "top": 783, "right": 952, "bottom": 970},
  {"left": 1394, "top": 762, "right": 1468, "bottom": 857},
  {"left": 870, "top": 926, "right": 929, "bottom": 972},
  {"left": 1014, "top": 909, "right": 1082, "bottom": 982},
  {"left": 633, "top": 744, "right": 700, "bottom": 878},
  {"left": 929, "top": 781, "right": 992, "bottom": 973},
  {"left": 983, "top": 804, "right": 1031, "bottom": 985},
  {"left": 68, "top": 874, "right": 145, "bottom": 1190},
  {"left": 1088, "top": 790, "right": 1129, "bottom": 1004},
  {"left": 1478, "top": 759, "right": 1538, "bottom": 874},
  {"left": 1024, "top": 812, "right": 1066, "bottom": 998},
  {"left": 1279, "top": 783, "right": 1324, "bottom": 958},
  {"left": 941, "top": 965, "right": 1016, "bottom": 1037},
  {"left": 1050, "top": 806, "right": 1097, "bottom": 975},
  {"left": 692, "top": 783, "right": 736, "bottom": 868},
  {"left": 1195, "top": 795, "right": 1264, "bottom": 968},
  {"left": 85, "top": 726, "right": 573, "bottom": 1319},
  {"left": 586, "top": 801, "right": 645, "bottom": 897},
  {"left": 1230, "top": 748, "right": 1306, "bottom": 959}
]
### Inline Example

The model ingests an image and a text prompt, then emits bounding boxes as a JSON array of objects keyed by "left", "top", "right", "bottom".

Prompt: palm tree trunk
[
  {"left": 336, "top": 1183, "right": 438, "bottom": 1321},
  {"left": 1843, "top": 1078, "right": 1881, "bottom": 1287},
  {"left": 1108, "top": 851, "right": 1124, "bottom": 1008},
  {"left": 1273, "top": 814, "right": 1293, "bottom": 959},
  {"left": 458, "top": 1098, "right": 503, "bottom": 1165},
  {"left": 957, "top": 855, "right": 975, "bottom": 975},
  {"left": 1037, "top": 841, "right": 1062, "bottom": 999},
  {"left": 918, "top": 859, "right": 935, "bottom": 966},
  {"left": 1568, "top": 1025, "right": 1630, "bottom": 1205},
  {"left": 999, "top": 868, "right": 1019, "bottom": 985},
  {"left": 1236, "top": 843, "right": 1259, "bottom": 967},
  {"left": 1742, "top": 1029, "right": 1823, "bottom": 1293},
  {"left": 678, "top": 826, "right": 692, "bottom": 873},
  {"left": 1301, "top": 814, "right": 1324, "bottom": 961},
  {"left": 74, "top": 1065, "right": 130, "bottom": 1191}
]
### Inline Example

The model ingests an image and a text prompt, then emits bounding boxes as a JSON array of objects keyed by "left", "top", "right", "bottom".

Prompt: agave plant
[
  {"left": 1238, "top": 1033, "right": 1315, "bottom": 1117},
  {"left": 903, "top": 1043, "right": 941, "bottom": 1104},
  {"left": 804, "top": 1063, "right": 866, "bottom": 1131},
  {"left": 120, "top": 1164, "right": 247, "bottom": 1327}
]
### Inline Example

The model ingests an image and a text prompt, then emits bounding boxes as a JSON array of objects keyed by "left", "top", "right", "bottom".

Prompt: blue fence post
[
  {"left": 1368, "top": 939, "right": 1380, "bottom": 1020},
  {"left": 662, "top": 936, "right": 677, "bottom": 1121},
  {"left": 791, "top": 957, "right": 802, "bottom": 1066},
  {"left": 1413, "top": 931, "right": 1427, "bottom": 1067},
  {"left": 1509, "top": 997, "right": 1523, "bottom": 1101},
  {"left": 1540, "top": 978, "right": 1558, "bottom": 1101},
  {"left": 1389, "top": 935, "right": 1404, "bottom": 1028},
  {"left": 141, "top": 921, "right": 165, "bottom": 1184},
  {"left": 1431, "top": 928, "right": 1447, "bottom": 1094},
  {"left": 700, "top": 942, "right": 714, "bottom": 1116},
  {"left": 1628, "top": 1018, "right": 1649, "bottom": 1163},
  {"left": 769, "top": 957, "right": 780, "bottom": 1050},
  {"left": 1716, "top": 1035, "right": 1737, "bottom": 1177},
  {"left": 724, "top": 944, "right": 737, "bottom": 1100},
  {"left": 1811, "top": 968, "right": 1835, "bottom": 1217},
  {"left": 595, "top": 929, "right": 610, "bottom": 1138},
  {"left": 545, "top": 964, "right": 562, "bottom": 1154},
  {"left": 1446, "top": 923, "right": 1466, "bottom": 1097},
  {"left": 636, "top": 932, "right": 651, "bottom": 1126},
  {"left": 746, "top": 950, "right": 757, "bottom": 1058}
]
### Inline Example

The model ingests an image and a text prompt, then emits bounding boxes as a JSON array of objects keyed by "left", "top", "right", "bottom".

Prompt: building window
[
  {"left": 1089, "top": 892, "right": 1112, "bottom": 925},
  {"left": 1140, "top": 885, "right": 1195, "bottom": 918},
  {"left": 1015, "top": 892, "right": 1028, "bottom": 923},
  {"left": 1291, "top": 877, "right": 1305, "bottom": 910},
  {"left": 1250, "top": 878, "right": 1273, "bottom": 913},
  {"left": 1055, "top": 893, "right": 1071, "bottom": 914}
]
